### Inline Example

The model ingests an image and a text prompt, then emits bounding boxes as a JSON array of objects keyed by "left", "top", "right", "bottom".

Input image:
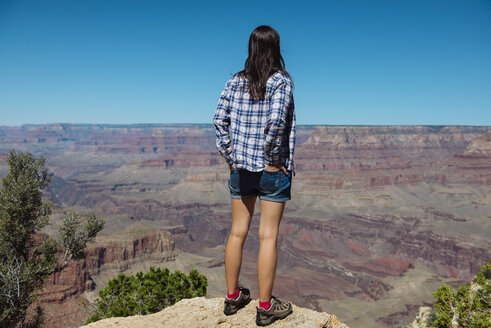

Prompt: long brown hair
[{"left": 236, "top": 25, "right": 291, "bottom": 101}]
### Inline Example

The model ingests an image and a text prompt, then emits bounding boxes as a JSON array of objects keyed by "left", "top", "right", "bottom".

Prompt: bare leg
[
  {"left": 257, "top": 199, "right": 285, "bottom": 302},
  {"left": 225, "top": 197, "right": 256, "bottom": 294}
]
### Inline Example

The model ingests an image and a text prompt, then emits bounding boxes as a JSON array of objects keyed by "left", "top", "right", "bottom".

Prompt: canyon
[{"left": 0, "top": 123, "right": 489, "bottom": 328}]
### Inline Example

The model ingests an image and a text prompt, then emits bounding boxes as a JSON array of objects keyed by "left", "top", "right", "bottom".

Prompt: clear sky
[{"left": 0, "top": 0, "right": 490, "bottom": 126}]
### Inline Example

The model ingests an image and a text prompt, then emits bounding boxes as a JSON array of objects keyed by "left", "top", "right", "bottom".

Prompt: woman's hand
[{"left": 265, "top": 164, "right": 288, "bottom": 175}]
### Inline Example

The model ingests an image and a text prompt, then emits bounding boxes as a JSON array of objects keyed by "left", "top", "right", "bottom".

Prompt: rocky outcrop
[
  {"left": 406, "top": 306, "right": 432, "bottom": 328},
  {"left": 84, "top": 224, "right": 176, "bottom": 274},
  {"left": 80, "top": 297, "right": 348, "bottom": 328},
  {"left": 39, "top": 223, "right": 176, "bottom": 304},
  {"left": 37, "top": 223, "right": 176, "bottom": 328}
]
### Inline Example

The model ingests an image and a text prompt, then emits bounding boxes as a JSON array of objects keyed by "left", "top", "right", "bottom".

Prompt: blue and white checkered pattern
[{"left": 213, "top": 71, "right": 296, "bottom": 173}]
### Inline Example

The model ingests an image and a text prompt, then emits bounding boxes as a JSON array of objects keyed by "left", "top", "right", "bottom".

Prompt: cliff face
[
  {"left": 436, "top": 131, "right": 491, "bottom": 185},
  {"left": 294, "top": 125, "right": 489, "bottom": 190},
  {"left": 36, "top": 223, "right": 176, "bottom": 328},
  {"left": 79, "top": 297, "right": 349, "bottom": 328}
]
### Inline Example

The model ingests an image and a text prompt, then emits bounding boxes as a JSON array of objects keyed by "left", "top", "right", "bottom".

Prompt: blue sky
[{"left": 0, "top": 0, "right": 490, "bottom": 126}]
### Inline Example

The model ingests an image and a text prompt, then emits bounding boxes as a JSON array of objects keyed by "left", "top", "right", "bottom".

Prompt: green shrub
[
  {"left": 86, "top": 266, "right": 207, "bottom": 323},
  {"left": 431, "top": 263, "right": 490, "bottom": 328}
]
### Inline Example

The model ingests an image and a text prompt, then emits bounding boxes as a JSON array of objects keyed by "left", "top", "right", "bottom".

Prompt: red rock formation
[
  {"left": 343, "top": 256, "right": 412, "bottom": 278},
  {"left": 83, "top": 229, "right": 176, "bottom": 275},
  {"left": 39, "top": 261, "right": 94, "bottom": 304},
  {"left": 36, "top": 225, "right": 176, "bottom": 328}
]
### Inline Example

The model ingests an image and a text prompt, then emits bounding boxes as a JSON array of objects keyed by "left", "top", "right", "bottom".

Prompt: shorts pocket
[
  {"left": 259, "top": 170, "right": 282, "bottom": 193},
  {"left": 228, "top": 169, "right": 240, "bottom": 191}
]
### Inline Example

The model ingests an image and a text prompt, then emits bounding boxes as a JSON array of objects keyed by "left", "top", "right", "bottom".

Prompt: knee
[
  {"left": 229, "top": 228, "right": 248, "bottom": 242},
  {"left": 258, "top": 229, "right": 278, "bottom": 243}
]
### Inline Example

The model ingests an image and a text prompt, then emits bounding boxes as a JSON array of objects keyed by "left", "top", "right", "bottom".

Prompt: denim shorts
[{"left": 228, "top": 168, "right": 292, "bottom": 203}]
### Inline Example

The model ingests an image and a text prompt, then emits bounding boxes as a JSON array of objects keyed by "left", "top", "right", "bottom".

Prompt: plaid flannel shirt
[{"left": 213, "top": 71, "right": 296, "bottom": 173}]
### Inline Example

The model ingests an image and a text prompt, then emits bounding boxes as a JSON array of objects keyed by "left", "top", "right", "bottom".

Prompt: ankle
[
  {"left": 259, "top": 298, "right": 271, "bottom": 311},
  {"left": 226, "top": 287, "right": 240, "bottom": 300}
]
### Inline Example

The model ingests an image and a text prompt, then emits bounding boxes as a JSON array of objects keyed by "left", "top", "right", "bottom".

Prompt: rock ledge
[{"left": 80, "top": 297, "right": 348, "bottom": 328}]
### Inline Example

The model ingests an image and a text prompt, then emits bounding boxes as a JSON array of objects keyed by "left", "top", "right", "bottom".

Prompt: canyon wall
[{"left": 0, "top": 124, "right": 489, "bottom": 328}]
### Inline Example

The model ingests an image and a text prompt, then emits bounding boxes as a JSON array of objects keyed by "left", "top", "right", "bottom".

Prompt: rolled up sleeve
[{"left": 213, "top": 81, "right": 235, "bottom": 165}]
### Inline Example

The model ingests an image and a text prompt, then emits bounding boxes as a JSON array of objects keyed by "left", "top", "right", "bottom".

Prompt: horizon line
[{"left": 1, "top": 122, "right": 490, "bottom": 128}]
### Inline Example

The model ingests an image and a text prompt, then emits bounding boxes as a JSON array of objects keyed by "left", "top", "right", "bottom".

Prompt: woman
[{"left": 213, "top": 25, "right": 296, "bottom": 326}]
